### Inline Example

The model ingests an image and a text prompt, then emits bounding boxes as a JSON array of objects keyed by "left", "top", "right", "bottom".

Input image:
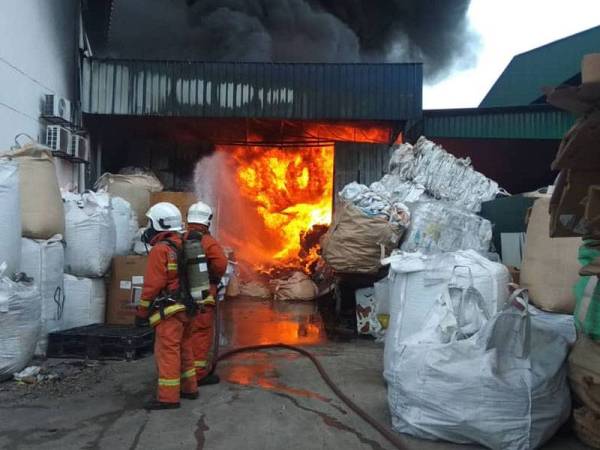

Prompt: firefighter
[
  {"left": 185, "top": 201, "right": 228, "bottom": 386},
  {"left": 135, "top": 202, "right": 198, "bottom": 410}
]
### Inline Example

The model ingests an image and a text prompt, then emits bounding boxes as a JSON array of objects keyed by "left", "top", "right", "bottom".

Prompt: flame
[{"left": 216, "top": 144, "right": 334, "bottom": 268}]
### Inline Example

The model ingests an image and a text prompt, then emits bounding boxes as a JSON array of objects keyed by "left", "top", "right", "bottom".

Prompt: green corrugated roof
[
  {"left": 422, "top": 106, "right": 574, "bottom": 140},
  {"left": 480, "top": 25, "right": 600, "bottom": 108}
]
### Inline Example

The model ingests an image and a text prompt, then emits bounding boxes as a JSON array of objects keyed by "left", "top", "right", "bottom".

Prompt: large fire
[{"left": 215, "top": 144, "right": 334, "bottom": 269}]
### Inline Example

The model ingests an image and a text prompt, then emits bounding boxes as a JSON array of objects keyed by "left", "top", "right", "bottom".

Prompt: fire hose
[{"left": 213, "top": 340, "right": 407, "bottom": 449}]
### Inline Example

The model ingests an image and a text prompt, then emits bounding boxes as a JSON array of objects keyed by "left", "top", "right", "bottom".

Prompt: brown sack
[
  {"left": 521, "top": 196, "right": 580, "bottom": 313},
  {"left": 4, "top": 144, "right": 65, "bottom": 239},
  {"left": 574, "top": 407, "right": 600, "bottom": 449},
  {"left": 225, "top": 274, "right": 240, "bottom": 297},
  {"left": 272, "top": 272, "right": 317, "bottom": 301},
  {"left": 553, "top": 111, "right": 600, "bottom": 171},
  {"left": 321, "top": 201, "right": 401, "bottom": 274},
  {"left": 569, "top": 335, "right": 600, "bottom": 414},
  {"left": 96, "top": 173, "right": 163, "bottom": 226},
  {"left": 239, "top": 280, "right": 271, "bottom": 298}
]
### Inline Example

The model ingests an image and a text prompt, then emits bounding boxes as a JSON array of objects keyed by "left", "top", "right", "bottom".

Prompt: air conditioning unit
[
  {"left": 42, "top": 94, "right": 72, "bottom": 123},
  {"left": 70, "top": 134, "right": 89, "bottom": 161},
  {"left": 45, "top": 125, "right": 71, "bottom": 153}
]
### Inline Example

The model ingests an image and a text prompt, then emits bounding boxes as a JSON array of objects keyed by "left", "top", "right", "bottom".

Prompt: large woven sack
[
  {"left": 521, "top": 197, "right": 581, "bottom": 313},
  {"left": 4, "top": 144, "right": 64, "bottom": 239},
  {"left": 239, "top": 280, "right": 271, "bottom": 298},
  {"left": 272, "top": 272, "right": 317, "bottom": 301},
  {"left": 569, "top": 335, "right": 600, "bottom": 413},
  {"left": 62, "top": 275, "right": 106, "bottom": 329},
  {"left": 95, "top": 173, "right": 163, "bottom": 227},
  {"left": 226, "top": 274, "right": 240, "bottom": 297},
  {"left": 0, "top": 160, "right": 21, "bottom": 275},
  {"left": 322, "top": 201, "right": 401, "bottom": 274},
  {"left": 574, "top": 407, "right": 600, "bottom": 449}
]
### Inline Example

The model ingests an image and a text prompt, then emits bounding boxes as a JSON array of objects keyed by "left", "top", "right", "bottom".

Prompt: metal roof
[
  {"left": 420, "top": 105, "right": 574, "bottom": 140},
  {"left": 480, "top": 25, "right": 600, "bottom": 108},
  {"left": 81, "top": 58, "right": 422, "bottom": 121}
]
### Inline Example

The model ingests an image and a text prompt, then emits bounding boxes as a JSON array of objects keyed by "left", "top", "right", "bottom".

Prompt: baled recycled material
[
  {"left": 3, "top": 144, "right": 64, "bottom": 239},
  {"left": 271, "top": 271, "right": 318, "bottom": 301},
  {"left": 382, "top": 250, "right": 509, "bottom": 373},
  {"left": 0, "top": 160, "right": 21, "bottom": 275},
  {"left": 0, "top": 272, "right": 41, "bottom": 381},
  {"left": 387, "top": 137, "right": 500, "bottom": 212},
  {"left": 385, "top": 292, "right": 574, "bottom": 450},
  {"left": 569, "top": 334, "right": 600, "bottom": 414},
  {"left": 400, "top": 201, "right": 492, "bottom": 254},
  {"left": 370, "top": 174, "right": 429, "bottom": 204},
  {"left": 574, "top": 241, "right": 600, "bottom": 339},
  {"left": 322, "top": 200, "right": 406, "bottom": 274},
  {"left": 62, "top": 275, "right": 106, "bottom": 329},
  {"left": 20, "top": 235, "right": 65, "bottom": 355},
  {"left": 63, "top": 192, "right": 116, "bottom": 277},
  {"left": 520, "top": 196, "right": 580, "bottom": 313},
  {"left": 95, "top": 172, "right": 163, "bottom": 227}
]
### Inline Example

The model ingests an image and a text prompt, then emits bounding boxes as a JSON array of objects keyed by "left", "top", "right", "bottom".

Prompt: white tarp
[
  {"left": 63, "top": 192, "right": 116, "bottom": 277},
  {"left": 388, "top": 137, "right": 500, "bottom": 211},
  {"left": 0, "top": 272, "right": 41, "bottom": 380},
  {"left": 20, "top": 236, "right": 65, "bottom": 355},
  {"left": 63, "top": 275, "right": 106, "bottom": 329},
  {"left": 400, "top": 201, "right": 492, "bottom": 254},
  {"left": 383, "top": 250, "right": 510, "bottom": 373},
  {"left": 0, "top": 160, "right": 21, "bottom": 275},
  {"left": 385, "top": 291, "right": 574, "bottom": 449}
]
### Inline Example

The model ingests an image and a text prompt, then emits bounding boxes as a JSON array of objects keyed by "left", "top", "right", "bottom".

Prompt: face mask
[{"left": 141, "top": 227, "right": 159, "bottom": 245}]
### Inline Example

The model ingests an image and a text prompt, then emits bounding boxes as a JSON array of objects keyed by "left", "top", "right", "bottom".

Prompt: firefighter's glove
[{"left": 134, "top": 316, "right": 149, "bottom": 328}]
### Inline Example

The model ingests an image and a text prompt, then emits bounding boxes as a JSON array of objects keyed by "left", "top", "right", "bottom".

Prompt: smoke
[{"left": 104, "top": 0, "right": 479, "bottom": 80}]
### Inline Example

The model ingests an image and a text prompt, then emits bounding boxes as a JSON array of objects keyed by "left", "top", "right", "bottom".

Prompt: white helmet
[
  {"left": 146, "top": 202, "right": 183, "bottom": 231},
  {"left": 188, "top": 201, "right": 213, "bottom": 226}
]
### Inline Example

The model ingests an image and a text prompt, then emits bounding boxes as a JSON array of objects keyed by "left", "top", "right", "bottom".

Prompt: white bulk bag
[
  {"left": 0, "top": 160, "right": 21, "bottom": 275},
  {"left": 62, "top": 275, "right": 106, "bottom": 329},
  {"left": 385, "top": 295, "right": 574, "bottom": 450},
  {"left": 112, "top": 196, "right": 135, "bottom": 256},
  {"left": 0, "top": 273, "right": 41, "bottom": 380},
  {"left": 383, "top": 250, "right": 509, "bottom": 373},
  {"left": 64, "top": 192, "right": 116, "bottom": 277},
  {"left": 20, "top": 235, "right": 65, "bottom": 355}
]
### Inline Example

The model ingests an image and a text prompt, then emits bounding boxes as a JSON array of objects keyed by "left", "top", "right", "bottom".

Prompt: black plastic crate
[{"left": 47, "top": 324, "right": 154, "bottom": 361}]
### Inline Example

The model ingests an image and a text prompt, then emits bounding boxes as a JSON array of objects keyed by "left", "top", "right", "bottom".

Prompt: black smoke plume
[{"left": 102, "top": 0, "right": 478, "bottom": 80}]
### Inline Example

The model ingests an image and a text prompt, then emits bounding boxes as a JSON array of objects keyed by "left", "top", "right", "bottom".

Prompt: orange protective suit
[
  {"left": 136, "top": 231, "right": 197, "bottom": 403},
  {"left": 184, "top": 224, "right": 227, "bottom": 381}
]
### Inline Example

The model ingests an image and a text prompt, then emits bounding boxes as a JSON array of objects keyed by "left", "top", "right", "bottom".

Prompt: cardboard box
[
  {"left": 150, "top": 192, "right": 197, "bottom": 225},
  {"left": 106, "top": 256, "right": 148, "bottom": 325}
]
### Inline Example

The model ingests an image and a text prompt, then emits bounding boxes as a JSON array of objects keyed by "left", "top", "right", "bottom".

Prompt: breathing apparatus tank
[{"left": 183, "top": 237, "right": 211, "bottom": 301}]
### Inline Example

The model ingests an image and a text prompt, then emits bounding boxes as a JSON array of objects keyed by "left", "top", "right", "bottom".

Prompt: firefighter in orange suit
[
  {"left": 135, "top": 202, "right": 198, "bottom": 410},
  {"left": 185, "top": 201, "right": 228, "bottom": 385}
]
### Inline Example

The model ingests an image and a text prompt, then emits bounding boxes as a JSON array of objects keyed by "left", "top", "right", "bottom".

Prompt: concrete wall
[{"left": 0, "top": 0, "right": 80, "bottom": 190}]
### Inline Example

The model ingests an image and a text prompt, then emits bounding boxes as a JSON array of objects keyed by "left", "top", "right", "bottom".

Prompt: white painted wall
[{"left": 0, "top": 0, "right": 80, "bottom": 190}]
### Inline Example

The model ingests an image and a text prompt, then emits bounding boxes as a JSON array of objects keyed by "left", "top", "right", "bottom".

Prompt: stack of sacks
[
  {"left": 383, "top": 250, "right": 575, "bottom": 449},
  {"left": 20, "top": 236, "right": 64, "bottom": 355},
  {"left": 0, "top": 271, "right": 41, "bottom": 380},
  {"left": 62, "top": 192, "right": 117, "bottom": 329}
]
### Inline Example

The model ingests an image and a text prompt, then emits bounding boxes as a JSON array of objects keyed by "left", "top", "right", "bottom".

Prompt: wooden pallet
[{"left": 47, "top": 324, "right": 154, "bottom": 361}]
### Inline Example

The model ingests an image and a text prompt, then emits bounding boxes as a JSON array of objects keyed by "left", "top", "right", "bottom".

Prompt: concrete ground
[{"left": 0, "top": 297, "right": 592, "bottom": 450}]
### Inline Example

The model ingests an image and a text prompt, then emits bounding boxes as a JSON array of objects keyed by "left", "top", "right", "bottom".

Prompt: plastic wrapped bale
[
  {"left": 0, "top": 273, "right": 41, "bottom": 381},
  {"left": 383, "top": 250, "right": 510, "bottom": 373},
  {"left": 388, "top": 137, "right": 500, "bottom": 212},
  {"left": 322, "top": 199, "right": 409, "bottom": 274},
  {"left": 370, "top": 175, "right": 429, "bottom": 204},
  {"left": 384, "top": 291, "right": 574, "bottom": 450},
  {"left": 0, "top": 160, "right": 21, "bottom": 276},
  {"left": 62, "top": 275, "right": 106, "bottom": 329},
  {"left": 20, "top": 235, "right": 65, "bottom": 355},
  {"left": 112, "top": 196, "right": 136, "bottom": 256},
  {"left": 64, "top": 192, "right": 116, "bottom": 277},
  {"left": 401, "top": 201, "right": 492, "bottom": 254}
]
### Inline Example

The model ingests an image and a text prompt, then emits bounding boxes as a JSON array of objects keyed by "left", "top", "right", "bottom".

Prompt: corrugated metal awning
[
  {"left": 417, "top": 105, "right": 574, "bottom": 140},
  {"left": 81, "top": 58, "right": 422, "bottom": 121}
]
